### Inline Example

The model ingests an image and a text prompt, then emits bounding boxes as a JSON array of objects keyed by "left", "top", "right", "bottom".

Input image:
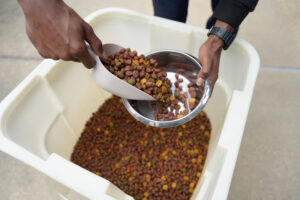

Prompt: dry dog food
[
  {"left": 71, "top": 96, "right": 211, "bottom": 200},
  {"left": 101, "top": 48, "right": 201, "bottom": 121},
  {"left": 102, "top": 48, "right": 171, "bottom": 99},
  {"left": 152, "top": 73, "right": 199, "bottom": 121}
]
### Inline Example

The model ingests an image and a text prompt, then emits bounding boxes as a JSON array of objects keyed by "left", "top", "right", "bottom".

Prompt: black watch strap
[{"left": 207, "top": 26, "right": 236, "bottom": 50}]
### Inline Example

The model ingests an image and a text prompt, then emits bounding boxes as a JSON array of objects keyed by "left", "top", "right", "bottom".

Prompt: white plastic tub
[{"left": 0, "top": 8, "right": 259, "bottom": 200}]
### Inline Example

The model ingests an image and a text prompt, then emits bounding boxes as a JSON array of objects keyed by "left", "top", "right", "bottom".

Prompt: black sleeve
[{"left": 213, "top": 0, "right": 259, "bottom": 28}]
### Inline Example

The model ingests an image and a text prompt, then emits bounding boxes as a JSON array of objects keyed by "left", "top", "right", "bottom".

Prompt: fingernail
[{"left": 196, "top": 77, "right": 205, "bottom": 86}]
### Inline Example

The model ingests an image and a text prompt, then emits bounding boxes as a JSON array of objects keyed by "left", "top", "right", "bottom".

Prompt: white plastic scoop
[{"left": 89, "top": 44, "right": 155, "bottom": 100}]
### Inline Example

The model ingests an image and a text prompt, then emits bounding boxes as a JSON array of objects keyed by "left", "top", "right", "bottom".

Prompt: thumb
[
  {"left": 84, "top": 23, "right": 103, "bottom": 56},
  {"left": 196, "top": 63, "right": 211, "bottom": 87}
]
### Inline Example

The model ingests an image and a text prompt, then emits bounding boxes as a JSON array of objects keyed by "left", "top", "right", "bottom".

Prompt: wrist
[
  {"left": 206, "top": 35, "right": 223, "bottom": 52},
  {"left": 207, "top": 20, "right": 236, "bottom": 50}
]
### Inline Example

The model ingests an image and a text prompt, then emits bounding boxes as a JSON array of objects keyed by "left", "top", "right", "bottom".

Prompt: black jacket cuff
[{"left": 213, "top": 0, "right": 249, "bottom": 28}]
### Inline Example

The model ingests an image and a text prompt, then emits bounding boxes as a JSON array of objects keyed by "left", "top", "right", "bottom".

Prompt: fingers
[
  {"left": 84, "top": 23, "right": 103, "bottom": 56},
  {"left": 38, "top": 38, "right": 94, "bottom": 67},
  {"left": 70, "top": 42, "right": 96, "bottom": 68},
  {"left": 209, "top": 71, "right": 218, "bottom": 89},
  {"left": 23, "top": 4, "right": 96, "bottom": 67},
  {"left": 197, "top": 42, "right": 221, "bottom": 90},
  {"left": 36, "top": 43, "right": 59, "bottom": 60},
  {"left": 196, "top": 61, "right": 211, "bottom": 87},
  {"left": 209, "top": 55, "right": 220, "bottom": 88},
  {"left": 26, "top": 22, "right": 59, "bottom": 61},
  {"left": 197, "top": 62, "right": 219, "bottom": 94},
  {"left": 209, "top": 62, "right": 219, "bottom": 88},
  {"left": 36, "top": 41, "right": 80, "bottom": 62}
]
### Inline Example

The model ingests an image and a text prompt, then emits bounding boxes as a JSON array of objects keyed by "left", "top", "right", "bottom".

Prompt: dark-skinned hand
[
  {"left": 197, "top": 20, "right": 234, "bottom": 91},
  {"left": 18, "top": 0, "right": 103, "bottom": 68}
]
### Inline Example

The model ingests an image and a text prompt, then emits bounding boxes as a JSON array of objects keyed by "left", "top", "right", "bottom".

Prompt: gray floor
[{"left": 0, "top": 0, "right": 300, "bottom": 199}]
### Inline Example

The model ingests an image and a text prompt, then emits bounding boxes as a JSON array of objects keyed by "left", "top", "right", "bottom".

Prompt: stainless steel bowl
[{"left": 123, "top": 50, "right": 212, "bottom": 127}]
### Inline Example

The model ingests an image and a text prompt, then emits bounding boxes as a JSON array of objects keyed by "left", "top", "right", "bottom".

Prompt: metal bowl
[{"left": 123, "top": 50, "right": 212, "bottom": 127}]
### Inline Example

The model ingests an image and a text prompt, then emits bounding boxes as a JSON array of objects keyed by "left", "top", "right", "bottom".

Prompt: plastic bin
[{"left": 0, "top": 8, "right": 259, "bottom": 200}]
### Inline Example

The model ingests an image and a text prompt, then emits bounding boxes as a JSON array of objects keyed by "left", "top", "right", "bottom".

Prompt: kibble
[
  {"left": 102, "top": 48, "right": 203, "bottom": 121},
  {"left": 103, "top": 48, "right": 171, "bottom": 99},
  {"left": 71, "top": 96, "right": 211, "bottom": 200}
]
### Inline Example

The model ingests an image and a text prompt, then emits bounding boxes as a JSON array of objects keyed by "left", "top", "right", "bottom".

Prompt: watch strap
[{"left": 207, "top": 26, "right": 236, "bottom": 50}]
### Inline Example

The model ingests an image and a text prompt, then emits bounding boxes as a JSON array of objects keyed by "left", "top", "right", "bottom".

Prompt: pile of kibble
[
  {"left": 102, "top": 48, "right": 199, "bottom": 121},
  {"left": 102, "top": 48, "right": 171, "bottom": 99},
  {"left": 71, "top": 96, "right": 211, "bottom": 200}
]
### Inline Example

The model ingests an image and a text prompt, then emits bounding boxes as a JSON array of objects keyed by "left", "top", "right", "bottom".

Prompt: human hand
[
  {"left": 196, "top": 20, "right": 233, "bottom": 90},
  {"left": 18, "top": 0, "right": 103, "bottom": 68},
  {"left": 196, "top": 35, "right": 223, "bottom": 89}
]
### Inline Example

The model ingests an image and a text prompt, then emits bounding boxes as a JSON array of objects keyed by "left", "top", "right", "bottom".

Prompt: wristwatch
[{"left": 207, "top": 26, "right": 236, "bottom": 50}]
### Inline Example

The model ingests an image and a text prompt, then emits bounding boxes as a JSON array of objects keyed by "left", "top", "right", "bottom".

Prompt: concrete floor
[{"left": 0, "top": 0, "right": 300, "bottom": 199}]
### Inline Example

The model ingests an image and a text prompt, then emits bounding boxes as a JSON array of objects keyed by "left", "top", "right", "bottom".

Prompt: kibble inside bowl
[{"left": 123, "top": 50, "right": 212, "bottom": 128}]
